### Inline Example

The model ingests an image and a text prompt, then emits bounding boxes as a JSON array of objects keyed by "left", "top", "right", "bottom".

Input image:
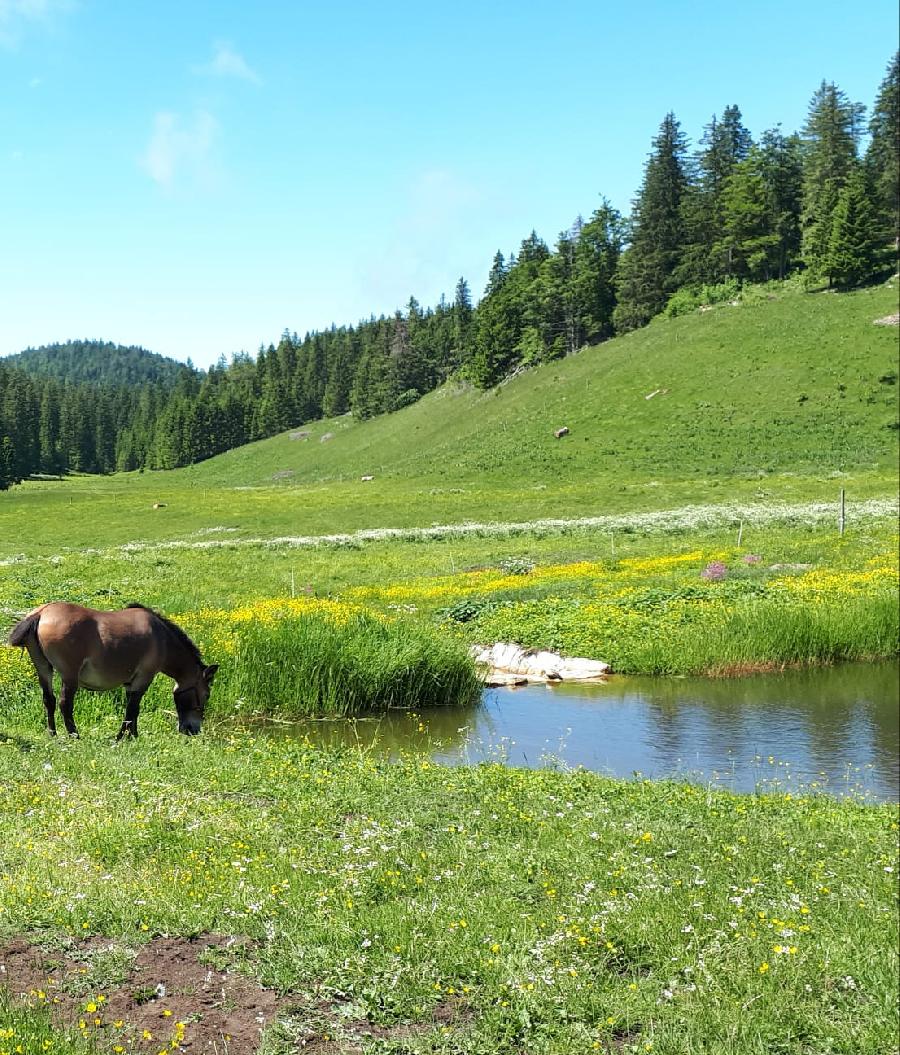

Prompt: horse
[{"left": 8, "top": 602, "right": 218, "bottom": 739}]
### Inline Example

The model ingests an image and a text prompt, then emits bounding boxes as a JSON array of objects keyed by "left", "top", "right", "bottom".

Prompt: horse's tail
[{"left": 8, "top": 608, "right": 43, "bottom": 648}]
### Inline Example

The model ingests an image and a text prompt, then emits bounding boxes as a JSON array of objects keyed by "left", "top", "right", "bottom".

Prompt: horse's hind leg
[
  {"left": 25, "top": 641, "right": 57, "bottom": 735},
  {"left": 58, "top": 679, "right": 79, "bottom": 738}
]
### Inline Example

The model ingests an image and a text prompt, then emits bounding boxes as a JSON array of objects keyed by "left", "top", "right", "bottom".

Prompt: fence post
[{"left": 839, "top": 489, "right": 845, "bottom": 537}]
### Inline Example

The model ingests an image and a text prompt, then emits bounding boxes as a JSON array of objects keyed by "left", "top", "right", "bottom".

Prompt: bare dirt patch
[
  {"left": 0, "top": 934, "right": 472, "bottom": 1052},
  {"left": 1, "top": 933, "right": 281, "bottom": 1052}
]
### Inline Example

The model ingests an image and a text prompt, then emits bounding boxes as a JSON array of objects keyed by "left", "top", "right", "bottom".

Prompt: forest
[{"left": 1, "top": 55, "right": 897, "bottom": 489}]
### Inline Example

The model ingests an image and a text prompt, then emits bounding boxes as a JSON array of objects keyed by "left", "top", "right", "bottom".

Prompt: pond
[{"left": 256, "top": 661, "right": 899, "bottom": 801}]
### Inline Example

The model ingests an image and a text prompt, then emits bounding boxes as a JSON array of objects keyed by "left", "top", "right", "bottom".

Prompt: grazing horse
[{"left": 8, "top": 602, "right": 218, "bottom": 739}]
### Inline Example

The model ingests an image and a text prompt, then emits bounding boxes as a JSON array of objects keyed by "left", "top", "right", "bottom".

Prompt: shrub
[{"left": 665, "top": 279, "right": 742, "bottom": 318}]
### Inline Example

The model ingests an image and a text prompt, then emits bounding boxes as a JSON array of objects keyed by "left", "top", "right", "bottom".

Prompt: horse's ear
[{"left": 204, "top": 664, "right": 219, "bottom": 684}]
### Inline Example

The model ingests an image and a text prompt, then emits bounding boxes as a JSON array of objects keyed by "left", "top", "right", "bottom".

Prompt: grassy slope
[
  {"left": 196, "top": 283, "right": 899, "bottom": 487},
  {"left": 1, "top": 283, "right": 898, "bottom": 554}
]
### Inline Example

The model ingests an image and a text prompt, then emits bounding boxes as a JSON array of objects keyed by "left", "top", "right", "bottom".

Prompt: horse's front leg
[
  {"left": 116, "top": 686, "right": 146, "bottom": 740},
  {"left": 58, "top": 679, "right": 79, "bottom": 737}
]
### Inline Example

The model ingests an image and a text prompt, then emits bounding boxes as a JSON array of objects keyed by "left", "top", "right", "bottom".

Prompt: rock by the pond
[{"left": 472, "top": 642, "right": 609, "bottom": 684}]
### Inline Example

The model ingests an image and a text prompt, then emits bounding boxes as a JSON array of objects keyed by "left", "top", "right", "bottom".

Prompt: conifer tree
[
  {"left": 756, "top": 129, "right": 804, "bottom": 279},
  {"left": 865, "top": 51, "right": 900, "bottom": 246},
  {"left": 573, "top": 202, "right": 622, "bottom": 343},
  {"left": 614, "top": 113, "right": 688, "bottom": 331},
  {"left": 717, "top": 149, "right": 779, "bottom": 281},
  {"left": 800, "top": 82, "right": 865, "bottom": 282},
  {"left": 827, "top": 164, "right": 883, "bottom": 288},
  {"left": 679, "top": 106, "right": 752, "bottom": 284},
  {"left": 0, "top": 436, "right": 14, "bottom": 490},
  {"left": 451, "top": 277, "right": 473, "bottom": 367}
]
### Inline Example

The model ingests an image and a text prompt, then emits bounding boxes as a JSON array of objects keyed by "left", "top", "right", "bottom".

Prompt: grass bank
[{"left": 0, "top": 729, "right": 896, "bottom": 1054}]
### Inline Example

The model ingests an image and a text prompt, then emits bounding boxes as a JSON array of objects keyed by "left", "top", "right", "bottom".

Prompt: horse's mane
[{"left": 126, "top": 604, "right": 202, "bottom": 664}]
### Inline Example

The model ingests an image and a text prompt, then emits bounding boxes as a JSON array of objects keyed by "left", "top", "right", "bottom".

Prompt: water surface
[{"left": 258, "top": 662, "right": 899, "bottom": 801}]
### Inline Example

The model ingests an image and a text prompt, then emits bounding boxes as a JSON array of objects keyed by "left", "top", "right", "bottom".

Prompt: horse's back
[{"left": 36, "top": 602, "right": 163, "bottom": 688}]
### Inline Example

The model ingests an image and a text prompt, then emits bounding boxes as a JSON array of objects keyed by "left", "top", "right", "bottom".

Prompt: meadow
[
  {"left": 0, "top": 731, "right": 896, "bottom": 1055},
  {"left": 0, "top": 281, "right": 898, "bottom": 1052}
]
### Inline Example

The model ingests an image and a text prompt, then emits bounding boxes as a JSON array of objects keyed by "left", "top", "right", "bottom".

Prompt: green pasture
[{"left": 0, "top": 730, "right": 896, "bottom": 1055}]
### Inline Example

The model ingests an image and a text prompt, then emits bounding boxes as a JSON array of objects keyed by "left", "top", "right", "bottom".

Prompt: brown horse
[{"left": 8, "top": 602, "right": 218, "bottom": 739}]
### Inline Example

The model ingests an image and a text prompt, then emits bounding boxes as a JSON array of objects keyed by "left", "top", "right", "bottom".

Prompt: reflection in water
[{"left": 254, "top": 662, "right": 899, "bottom": 801}]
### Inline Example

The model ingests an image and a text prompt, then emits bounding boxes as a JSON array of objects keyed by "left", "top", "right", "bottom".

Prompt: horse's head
[{"left": 174, "top": 664, "right": 219, "bottom": 735}]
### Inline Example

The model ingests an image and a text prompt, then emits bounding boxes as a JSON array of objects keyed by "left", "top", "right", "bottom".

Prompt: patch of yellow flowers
[{"left": 182, "top": 597, "right": 373, "bottom": 656}]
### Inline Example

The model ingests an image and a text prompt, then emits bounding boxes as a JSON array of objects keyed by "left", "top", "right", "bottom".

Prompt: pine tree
[
  {"left": 0, "top": 436, "right": 14, "bottom": 490},
  {"left": 679, "top": 106, "right": 753, "bottom": 284},
  {"left": 717, "top": 149, "right": 779, "bottom": 281},
  {"left": 485, "top": 251, "right": 508, "bottom": 295},
  {"left": 38, "top": 386, "right": 62, "bottom": 475},
  {"left": 573, "top": 202, "right": 622, "bottom": 343},
  {"left": 451, "top": 277, "right": 473, "bottom": 367},
  {"left": 865, "top": 52, "right": 900, "bottom": 247},
  {"left": 757, "top": 128, "right": 804, "bottom": 279},
  {"left": 827, "top": 164, "right": 883, "bottom": 288},
  {"left": 801, "top": 81, "right": 865, "bottom": 282},
  {"left": 614, "top": 113, "right": 689, "bottom": 331},
  {"left": 716, "top": 132, "right": 803, "bottom": 283},
  {"left": 538, "top": 230, "right": 578, "bottom": 358}
]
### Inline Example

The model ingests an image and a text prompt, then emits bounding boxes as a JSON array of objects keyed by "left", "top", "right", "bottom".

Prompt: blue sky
[{"left": 1, "top": 1, "right": 897, "bottom": 367}]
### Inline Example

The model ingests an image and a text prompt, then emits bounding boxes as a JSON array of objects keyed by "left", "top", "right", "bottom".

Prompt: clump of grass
[
  {"left": 223, "top": 610, "right": 480, "bottom": 717},
  {"left": 0, "top": 991, "right": 94, "bottom": 1053}
]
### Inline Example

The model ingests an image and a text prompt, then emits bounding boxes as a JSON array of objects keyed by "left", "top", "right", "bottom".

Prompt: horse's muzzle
[{"left": 179, "top": 721, "right": 202, "bottom": 736}]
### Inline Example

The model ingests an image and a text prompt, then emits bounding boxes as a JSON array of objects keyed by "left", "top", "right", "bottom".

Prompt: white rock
[{"left": 471, "top": 642, "right": 609, "bottom": 683}]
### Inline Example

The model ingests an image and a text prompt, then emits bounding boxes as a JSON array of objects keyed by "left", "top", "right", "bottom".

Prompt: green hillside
[{"left": 191, "top": 282, "right": 899, "bottom": 487}]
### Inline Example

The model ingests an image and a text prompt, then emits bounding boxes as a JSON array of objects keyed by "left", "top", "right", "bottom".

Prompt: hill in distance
[{"left": 4, "top": 339, "right": 200, "bottom": 388}]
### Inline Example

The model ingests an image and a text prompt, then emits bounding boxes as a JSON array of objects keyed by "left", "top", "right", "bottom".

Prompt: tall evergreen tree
[
  {"left": 0, "top": 436, "right": 14, "bottom": 490},
  {"left": 827, "top": 163, "right": 883, "bottom": 288},
  {"left": 865, "top": 51, "right": 900, "bottom": 247},
  {"left": 717, "top": 148, "right": 780, "bottom": 282},
  {"left": 756, "top": 128, "right": 804, "bottom": 279},
  {"left": 715, "top": 131, "right": 803, "bottom": 283},
  {"left": 679, "top": 106, "right": 753, "bottom": 284},
  {"left": 451, "top": 277, "right": 473, "bottom": 367},
  {"left": 573, "top": 202, "right": 623, "bottom": 343},
  {"left": 614, "top": 113, "right": 689, "bottom": 331},
  {"left": 800, "top": 81, "right": 865, "bottom": 282}
]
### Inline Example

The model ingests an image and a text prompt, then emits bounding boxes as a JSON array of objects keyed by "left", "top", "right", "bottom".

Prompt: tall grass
[
  {"left": 222, "top": 611, "right": 480, "bottom": 717},
  {"left": 621, "top": 590, "right": 899, "bottom": 675}
]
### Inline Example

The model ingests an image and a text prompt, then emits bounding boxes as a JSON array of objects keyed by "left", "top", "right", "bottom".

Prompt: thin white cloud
[
  {"left": 356, "top": 168, "right": 499, "bottom": 305},
  {"left": 140, "top": 109, "right": 218, "bottom": 189},
  {"left": 0, "top": 0, "right": 71, "bottom": 47},
  {"left": 194, "top": 40, "right": 260, "bottom": 84}
]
